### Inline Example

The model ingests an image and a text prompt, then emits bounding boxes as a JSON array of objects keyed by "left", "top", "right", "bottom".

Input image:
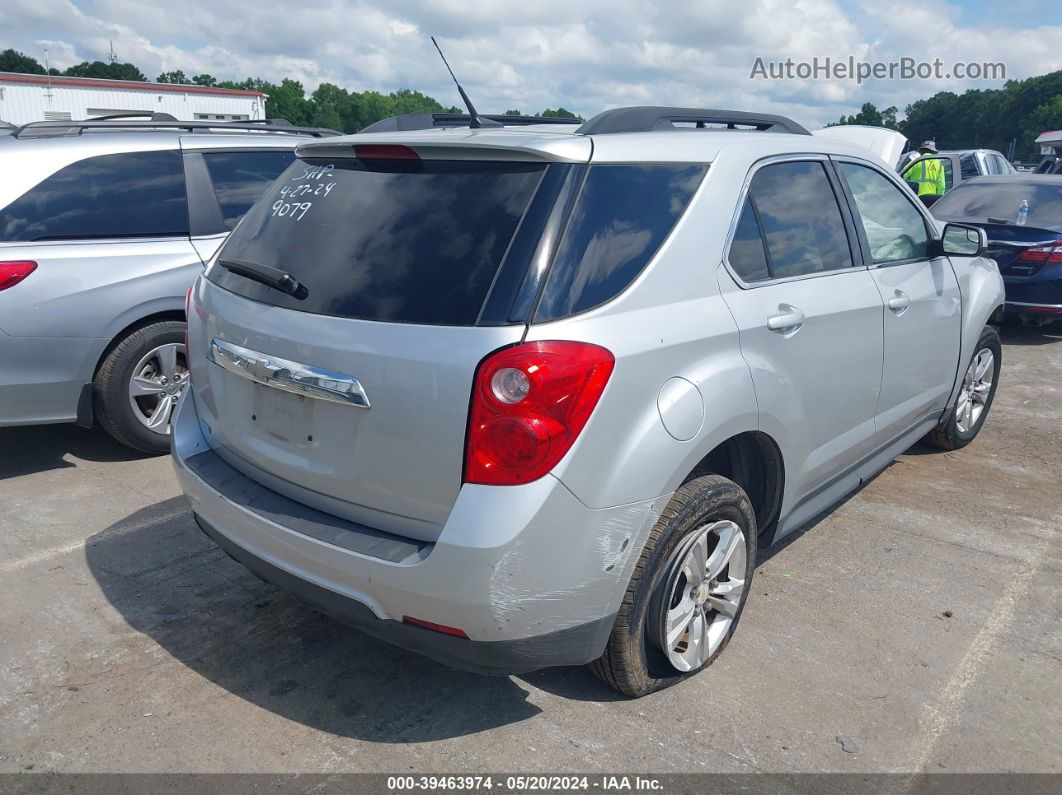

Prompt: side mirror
[{"left": 936, "top": 223, "right": 987, "bottom": 258}]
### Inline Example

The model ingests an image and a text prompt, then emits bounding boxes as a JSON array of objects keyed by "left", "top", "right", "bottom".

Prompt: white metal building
[
  {"left": 0, "top": 72, "right": 266, "bottom": 126},
  {"left": 1036, "top": 129, "right": 1062, "bottom": 156}
]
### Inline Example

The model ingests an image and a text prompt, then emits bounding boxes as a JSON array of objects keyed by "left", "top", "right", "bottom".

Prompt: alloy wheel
[
  {"left": 127, "top": 343, "right": 188, "bottom": 435},
  {"left": 956, "top": 348, "right": 995, "bottom": 434},
  {"left": 652, "top": 520, "right": 748, "bottom": 672}
]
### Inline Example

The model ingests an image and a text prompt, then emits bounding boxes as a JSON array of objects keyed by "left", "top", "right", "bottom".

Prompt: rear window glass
[
  {"left": 209, "top": 158, "right": 547, "bottom": 325},
  {"left": 932, "top": 181, "right": 1062, "bottom": 230},
  {"left": 749, "top": 161, "right": 852, "bottom": 278},
  {"left": 534, "top": 164, "right": 706, "bottom": 321},
  {"left": 203, "top": 150, "right": 295, "bottom": 230},
  {"left": 0, "top": 150, "right": 187, "bottom": 242}
]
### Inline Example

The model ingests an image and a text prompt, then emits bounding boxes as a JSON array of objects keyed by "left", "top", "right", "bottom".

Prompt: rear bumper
[
  {"left": 195, "top": 512, "right": 614, "bottom": 674},
  {"left": 1003, "top": 271, "right": 1062, "bottom": 314},
  {"left": 1004, "top": 300, "right": 1062, "bottom": 314},
  {"left": 172, "top": 389, "right": 665, "bottom": 674}
]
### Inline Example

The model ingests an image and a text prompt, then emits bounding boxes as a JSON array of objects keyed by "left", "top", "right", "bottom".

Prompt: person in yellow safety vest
[{"left": 906, "top": 140, "right": 947, "bottom": 196}]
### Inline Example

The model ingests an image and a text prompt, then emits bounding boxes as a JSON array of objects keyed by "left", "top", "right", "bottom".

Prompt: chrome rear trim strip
[{"left": 209, "top": 338, "right": 371, "bottom": 408}]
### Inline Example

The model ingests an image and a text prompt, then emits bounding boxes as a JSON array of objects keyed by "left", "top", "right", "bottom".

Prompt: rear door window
[
  {"left": 744, "top": 161, "right": 853, "bottom": 279},
  {"left": 210, "top": 157, "right": 547, "bottom": 325},
  {"left": 0, "top": 150, "right": 188, "bottom": 242},
  {"left": 534, "top": 164, "right": 706, "bottom": 320},
  {"left": 202, "top": 150, "right": 295, "bottom": 230}
]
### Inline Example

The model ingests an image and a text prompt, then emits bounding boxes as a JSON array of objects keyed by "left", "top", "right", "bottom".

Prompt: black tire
[
  {"left": 924, "top": 325, "right": 1001, "bottom": 451},
  {"left": 93, "top": 320, "right": 187, "bottom": 455},
  {"left": 589, "top": 475, "right": 757, "bottom": 698}
]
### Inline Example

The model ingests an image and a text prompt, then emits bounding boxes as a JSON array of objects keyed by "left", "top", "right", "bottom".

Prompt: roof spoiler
[
  {"left": 14, "top": 117, "right": 341, "bottom": 139},
  {"left": 360, "top": 113, "right": 580, "bottom": 134},
  {"left": 576, "top": 107, "right": 810, "bottom": 136}
]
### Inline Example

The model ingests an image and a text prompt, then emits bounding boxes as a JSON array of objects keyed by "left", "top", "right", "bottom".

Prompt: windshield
[
  {"left": 209, "top": 157, "right": 548, "bottom": 325},
  {"left": 932, "top": 180, "right": 1062, "bottom": 231}
]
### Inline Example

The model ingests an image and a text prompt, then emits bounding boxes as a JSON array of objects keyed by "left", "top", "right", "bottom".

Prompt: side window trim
[
  {"left": 822, "top": 159, "right": 867, "bottom": 269},
  {"left": 182, "top": 152, "right": 226, "bottom": 237},
  {"left": 830, "top": 155, "right": 938, "bottom": 268},
  {"left": 722, "top": 153, "right": 865, "bottom": 289},
  {"left": 747, "top": 195, "right": 775, "bottom": 276}
]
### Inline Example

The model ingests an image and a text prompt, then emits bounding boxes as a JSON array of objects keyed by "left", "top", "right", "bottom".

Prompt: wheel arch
[
  {"left": 682, "top": 430, "right": 785, "bottom": 540},
  {"left": 92, "top": 309, "right": 186, "bottom": 380}
]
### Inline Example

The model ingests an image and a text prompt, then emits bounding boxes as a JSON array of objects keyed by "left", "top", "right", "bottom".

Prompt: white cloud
[{"left": 1, "top": 0, "right": 1059, "bottom": 127}]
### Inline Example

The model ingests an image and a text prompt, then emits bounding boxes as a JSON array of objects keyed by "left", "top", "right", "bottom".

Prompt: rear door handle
[
  {"left": 888, "top": 291, "right": 911, "bottom": 313},
  {"left": 766, "top": 305, "right": 805, "bottom": 333}
]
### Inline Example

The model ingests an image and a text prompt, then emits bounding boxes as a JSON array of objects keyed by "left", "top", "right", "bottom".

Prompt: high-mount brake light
[
  {"left": 464, "top": 341, "right": 615, "bottom": 486},
  {"left": 354, "top": 144, "right": 420, "bottom": 160},
  {"left": 0, "top": 261, "right": 37, "bottom": 291}
]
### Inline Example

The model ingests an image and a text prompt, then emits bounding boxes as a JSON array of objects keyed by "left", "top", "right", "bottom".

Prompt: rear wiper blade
[{"left": 217, "top": 258, "right": 307, "bottom": 299}]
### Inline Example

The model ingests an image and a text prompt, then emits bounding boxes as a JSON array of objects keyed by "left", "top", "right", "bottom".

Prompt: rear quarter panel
[{"left": 525, "top": 156, "right": 759, "bottom": 510}]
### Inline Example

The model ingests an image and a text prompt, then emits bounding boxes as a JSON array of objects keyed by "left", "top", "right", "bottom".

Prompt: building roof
[{"left": 0, "top": 72, "right": 265, "bottom": 98}]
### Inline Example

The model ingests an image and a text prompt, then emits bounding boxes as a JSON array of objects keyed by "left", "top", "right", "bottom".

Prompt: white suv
[{"left": 173, "top": 107, "right": 1005, "bottom": 696}]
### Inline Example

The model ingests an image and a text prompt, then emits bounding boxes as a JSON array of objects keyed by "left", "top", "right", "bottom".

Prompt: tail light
[
  {"left": 1014, "top": 240, "right": 1062, "bottom": 271},
  {"left": 0, "top": 261, "right": 37, "bottom": 291},
  {"left": 464, "top": 341, "right": 615, "bottom": 486}
]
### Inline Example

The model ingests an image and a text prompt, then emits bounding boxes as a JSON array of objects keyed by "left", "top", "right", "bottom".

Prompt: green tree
[
  {"left": 192, "top": 74, "right": 218, "bottom": 87},
  {"left": 539, "top": 107, "right": 581, "bottom": 119},
  {"left": 310, "top": 82, "right": 348, "bottom": 131},
  {"left": 0, "top": 49, "right": 46, "bottom": 75},
  {"left": 389, "top": 88, "right": 448, "bottom": 115},
  {"left": 348, "top": 90, "right": 395, "bottom": 130},
  {"left": 1024, "top": 95, "right": 1062, "bottom": 146},
  {"left": 262, "top": 78, "right": 313, "bottom": 125},
  {"left": 828, "top": 102, "right": 898, "bottom": 129},
  {"left": 64, "top": 61, "right": 147, "bottom": 81},
  {"left": 156, "top": 70, "right": 191, "bottom": 84},
  {"left": 503, "top": 109, "right": 523, "bottom": 116}
]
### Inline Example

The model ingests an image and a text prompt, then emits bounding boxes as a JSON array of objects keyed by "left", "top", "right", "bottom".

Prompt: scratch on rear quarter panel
[{"left": 486, "top": 499, "right": 663, "bottom": 631}]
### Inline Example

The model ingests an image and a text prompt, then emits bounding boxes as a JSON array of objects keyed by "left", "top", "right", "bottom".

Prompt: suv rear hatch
[{"left": 189, "top": 142, "right": 586, "bottom": 541}]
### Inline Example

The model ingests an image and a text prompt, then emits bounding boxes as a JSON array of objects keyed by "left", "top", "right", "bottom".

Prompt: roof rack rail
[
  {"left": 88, "top": 112, "right": 179, "bottom": 122},
  {"left": 14, "top": 118, "right": 341, "bottom": 140},
  {"left": 576, "top": 106, "right": 810, "bottom": 136},
  {"left": 360, "top": 113, "right": 580, "bottom": 134}
]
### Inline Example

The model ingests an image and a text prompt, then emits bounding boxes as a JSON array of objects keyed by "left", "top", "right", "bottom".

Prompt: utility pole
[
  {"left": 108, "top": 41, "right": 118, "bottom": 64},
  {"left": 43, "top": 45, "right": 53, "bottom": 104}
]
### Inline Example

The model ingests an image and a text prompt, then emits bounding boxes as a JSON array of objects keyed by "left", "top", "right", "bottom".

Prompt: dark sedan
[{"left": 932, "top": 175, "right": 1062, "bottom": 325}]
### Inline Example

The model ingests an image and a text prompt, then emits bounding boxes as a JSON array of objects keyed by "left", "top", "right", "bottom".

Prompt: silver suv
[
  {"left": 0, "top": 116, "right": 336, "bottom": 452},
  {"left": 173, "top": 107, "right": 1005, "bottom": 697}
]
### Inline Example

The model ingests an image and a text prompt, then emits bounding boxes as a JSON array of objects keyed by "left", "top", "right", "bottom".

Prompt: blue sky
[{"left": 2, "top": 1, "right": 1060, "bottom": 127}]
